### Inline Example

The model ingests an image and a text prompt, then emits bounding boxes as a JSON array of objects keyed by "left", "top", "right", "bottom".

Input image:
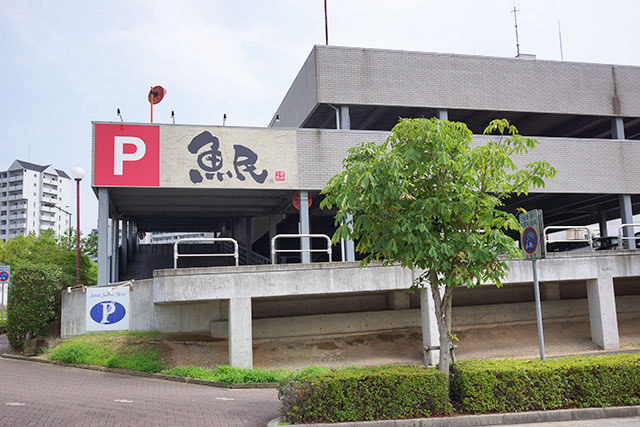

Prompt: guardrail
[
  {"left": 271, "top": 234, "right": 332, "bottom": 264},
  {"left": 173, "top": 238, "right": 239, "bottom": 269},
  {"left": 618, "top": 223, "right": 640, "bottom": 249},
  {"left": 543, "top": 226, "right": 593, "bottom": 250}
]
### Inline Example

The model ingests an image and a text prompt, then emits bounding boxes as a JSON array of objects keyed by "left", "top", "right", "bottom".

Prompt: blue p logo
[{"left": 89, "top": 301, "right": 126, "bottom": 325}]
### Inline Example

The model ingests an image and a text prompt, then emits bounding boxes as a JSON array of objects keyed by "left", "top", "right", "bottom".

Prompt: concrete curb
[
  {"left": 0, "top": 353, "right": 278, "bottom": 389},
  {"left": 268, "top": 406, "right": 640, "bottom": 426}
]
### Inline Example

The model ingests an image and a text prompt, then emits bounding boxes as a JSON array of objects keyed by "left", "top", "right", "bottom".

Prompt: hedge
[
  {"left": 451, "top": 353, "right": 640, "bottom": 413},
  {"left": 278, "top": 365, "right": 452, "bottom": 424},
  {"left": 6, "top": 264, "right": 63, "bottom": 352}
]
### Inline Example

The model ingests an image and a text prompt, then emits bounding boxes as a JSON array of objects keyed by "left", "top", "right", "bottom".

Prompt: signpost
[
  {"left": 0, "top": 266, "right": 10, "bottom": 320},
  {"left": 519, "top": 210, "right": 546, "bottom": 361}
]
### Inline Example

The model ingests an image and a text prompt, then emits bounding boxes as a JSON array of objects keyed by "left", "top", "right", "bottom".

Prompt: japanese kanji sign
[{"left": 93, "top": 123, "right": 298, "bottom": 189}]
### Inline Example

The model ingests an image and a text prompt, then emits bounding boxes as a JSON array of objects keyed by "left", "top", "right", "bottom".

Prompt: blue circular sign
[
  {"left": 0, "top": 271, "right": 8, "bottom": 282},
  {"left": 89, "top": 301, "right": 126, "bottom": 325},
  {"left": 523, "top": 227, "right": 538, "bottom": 254}
]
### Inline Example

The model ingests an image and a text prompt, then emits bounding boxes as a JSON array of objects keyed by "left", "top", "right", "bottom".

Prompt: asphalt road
[
  {"left": 0, "top": 336, "right": 637, "bottom": 427},
  {"left": 0, "top": 337, "right": 280, "bottom": 426}
]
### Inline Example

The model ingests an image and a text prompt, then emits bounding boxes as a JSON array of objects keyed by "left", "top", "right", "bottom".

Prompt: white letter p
[
  {"left": 100, "top": 302, "right": 116, "bottom": 324},
  {"left": 114, "top": 136, "right": 146, "bottom": 175}
]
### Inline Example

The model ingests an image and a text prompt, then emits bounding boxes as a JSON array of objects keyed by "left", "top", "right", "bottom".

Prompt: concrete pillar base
[
  {"left": 586, "top": 277, "right": 619, "bottom": 350},
  {"left": 228, "top": 297, "right": 253, "bottom": 368}
]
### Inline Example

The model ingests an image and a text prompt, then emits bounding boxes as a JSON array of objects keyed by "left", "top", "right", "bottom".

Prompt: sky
[{"left": 2, "top": 0, "right": 640, "bottom": 234}]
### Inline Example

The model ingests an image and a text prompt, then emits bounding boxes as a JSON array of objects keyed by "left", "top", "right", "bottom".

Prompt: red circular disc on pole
[
  {"left": 292, "top": 192, "right": 312, "bottom": 210},
  {"left": 148, "top": 86, "right": 166, "bottom": 104}
]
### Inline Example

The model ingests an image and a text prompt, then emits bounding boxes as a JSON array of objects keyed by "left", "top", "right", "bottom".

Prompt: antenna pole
[
  {"left": 511, "top": 6, "right": 521, "bottom": 56},
  {"left": 324, "top": 0, "right": 329, "bottom": 45},
  {"left": 150, "top": 86, "right": 154, "bottom": 123},
  {"left": 558, "top": 21, "right": 564, "bottom": 61}
]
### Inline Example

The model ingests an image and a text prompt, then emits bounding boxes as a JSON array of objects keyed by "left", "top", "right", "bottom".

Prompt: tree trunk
[{"left": 429, "top": 270, "right": 454, "bottom": 382}]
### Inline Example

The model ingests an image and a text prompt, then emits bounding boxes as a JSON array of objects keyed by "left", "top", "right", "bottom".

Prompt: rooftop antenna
[
  {"left": 511, "top": 5, "right": 521, "bottom": 57},
  {"left": 171, "top": 110, "right": 175, "bottom": 124},
  {"left": 324, "top": 0, "right": 329, "bottom": 45},
  {"left": 117, "top": 108, "right": 123, "bottom": 122},
  {"left": 223, "top": 113, "right": 227, "bottom": 126},
  {"left": 558, "top": 20, "right": 564, "bottom": 61}
]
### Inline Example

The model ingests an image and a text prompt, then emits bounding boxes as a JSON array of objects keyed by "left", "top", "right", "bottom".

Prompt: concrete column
[
  {"left": 598, "top": 211, "right": 608, "bottom": 238},
  {"left": 541, "top": 282, "right": 561, "bottom": 301},
  {"left": 110, "top": 218, "right": 119, "bottom": 283},
  {"left": 437, "top": 109, "right": 448, "bottom": 121},
  {"left": 420, "top": 287, "right": 440, "bottom": 366},
  {"left": 339, "top": 105, "right": 356, "bottom": 263},
  {"left": 242, "top": 217, "right": 251, "bottom": 253},
  {"left": 97, "top": 188, "right": 109, "bottom": 285},
  {"left": 611, "top": 117, "right": 625, "bottom": 140},
  {"left": 388, "top": 291, "right": 410, "bottom": 310},
  {"left": 299, "top": 191, "right": 311, "bottom": 263},
  {"left": 115, "top": 221, "right": 120, "bottom": 277},
  {"left": 127, "top": 221, "right": 133, "bottom": 261},
  {"left": 339, "top": 105, "right": 351, "bottom": 130},
  {"left": 619, "top": 195, "right": 634, "bottom": 249},
  {"left": 586, "top": 277, "right": 619, "bottom": 350},
  {"left": 121, "top": 219, "right": 128, "bottom": 275},
  {"left": 268, "top": 214, "right": 277, "bottom": 261},
  {"left": 228, "top": 297, "right": 253, "bottom": 368}
]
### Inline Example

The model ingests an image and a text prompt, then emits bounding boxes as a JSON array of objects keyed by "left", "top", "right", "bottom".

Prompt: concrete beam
[
  {"left": 586, "top": 277, "right": 619, "bottom": 350},
  {"left": 228, "top": 297, "right": 253, "bottom": 368}
]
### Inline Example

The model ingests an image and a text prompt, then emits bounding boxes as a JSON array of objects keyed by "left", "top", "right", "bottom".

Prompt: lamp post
[{"left": 71, "top": 167, "right": 85, "bottom": 286}]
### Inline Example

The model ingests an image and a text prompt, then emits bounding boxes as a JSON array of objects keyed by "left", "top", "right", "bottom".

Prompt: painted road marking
[
  {"left": 5, "top": 402, "right": 25, "bottom": 406},
  {"left": 215, "top": 397, "right": 235, "bottom": 401},
  {"left": 114, "top": 399, "right": 134, "bottom": 403}
]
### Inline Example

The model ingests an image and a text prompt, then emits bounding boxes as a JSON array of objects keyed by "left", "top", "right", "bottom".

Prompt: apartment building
[{"left": 0, "top": 160, "right": 71, "bottom": 241}]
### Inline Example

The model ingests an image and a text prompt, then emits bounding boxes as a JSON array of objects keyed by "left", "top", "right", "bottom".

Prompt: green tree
[
  {"left": 321, "top": 118, "right": 556, "bottom": 378},
  {"left": 6, "top": 264, "right": 63, "bottom": 351},
  {"left": 0, "top": 229, "right": 97, "bottom": 286}
]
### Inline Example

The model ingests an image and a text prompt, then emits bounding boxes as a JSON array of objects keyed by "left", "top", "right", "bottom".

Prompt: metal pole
[
  {"left": 1, "top": 282, "right": 4, "bottom": 320},
  {"left": 75, "top": 178, "right": 81, "bottom": 286},
  {"left": 324, "top": 0, "right": 328, "bottom": 45},
  {"left": 532, "top": 259, "right": 545, "bottom": 361}
]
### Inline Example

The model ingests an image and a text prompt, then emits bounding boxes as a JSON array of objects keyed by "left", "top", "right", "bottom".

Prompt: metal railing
[
  {"left": 222, "top": 241, "right": 271, "bottom": 265},
  {"left": 173, "top": 238, "right": 239, "bottom": 269},
  {"left": 618, "top": 224, "right": 640, "bottom": 249},
  {"left": 543, "top": 226, "right": 593, "bottom": 250},
  {"left": 271, "top": 234, "right": 332, "bottom": 264}
]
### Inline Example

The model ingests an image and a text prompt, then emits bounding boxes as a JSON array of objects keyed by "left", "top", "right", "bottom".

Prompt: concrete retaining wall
[{"left": 210, "top": 295, "right": 640, "bottom": 339}]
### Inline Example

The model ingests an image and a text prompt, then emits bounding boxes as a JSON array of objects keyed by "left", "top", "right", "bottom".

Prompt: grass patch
[
  {"left": 47, "top": 331, "right": 164, "bottom": 373},
  {"left": 161, "top": 365, "right": 327, "bottom": 384}
]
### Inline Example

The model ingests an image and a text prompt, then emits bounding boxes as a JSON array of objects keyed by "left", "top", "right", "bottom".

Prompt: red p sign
[{"left": 94, "top": 124, "right": 160, "bottom": 186}]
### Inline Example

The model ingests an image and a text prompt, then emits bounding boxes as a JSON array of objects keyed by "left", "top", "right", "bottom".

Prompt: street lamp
[{"left": 71, "top": 167, "right": 85, "bottom": 286}]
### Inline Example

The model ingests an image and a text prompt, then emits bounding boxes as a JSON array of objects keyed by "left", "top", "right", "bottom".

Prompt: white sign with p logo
[{"left": 85, "top": 286, "right": 130, "bottom": 332}]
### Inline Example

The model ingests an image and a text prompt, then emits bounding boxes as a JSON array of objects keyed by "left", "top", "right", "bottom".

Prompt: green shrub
[
  {"left": 48, "top": 332, "right": 165, "bottom": 373},
  {"left": 161, "top": 365, "right": 314, "bottom": 384},
  {"left": 7, "top": 264, "right": 63, "bottom": 352},
  {"left": 451, "top": 354, "right": 640, "bottom": 414},
  {"left": 0, "top": 319, "right": 7, "bottom": 335},
  {"left": 278, "top": 365, "right": 452, "bottom": 424}
]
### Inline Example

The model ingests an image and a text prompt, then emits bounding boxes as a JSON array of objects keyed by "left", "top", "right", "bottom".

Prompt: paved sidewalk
[{"left": 0, "top": 353, "right": 280, "bottom": 426}]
